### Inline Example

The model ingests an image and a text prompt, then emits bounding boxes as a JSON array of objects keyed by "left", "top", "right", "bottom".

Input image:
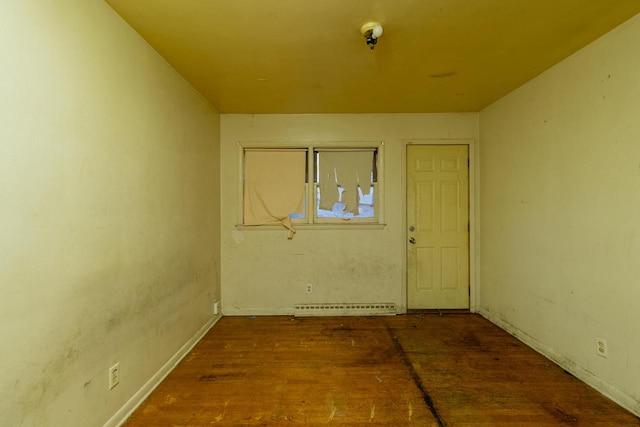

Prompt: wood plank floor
[{"left": 125, "top": 313, "right": 639, "bottom": 426}]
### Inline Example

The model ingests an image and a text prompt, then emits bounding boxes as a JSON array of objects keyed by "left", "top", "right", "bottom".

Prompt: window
[
  {"left": 240, "top": 142, "right": 384, "bottom": 236},
  {"left": 314, "top": 149, "right": 378, "bottom": 222}
]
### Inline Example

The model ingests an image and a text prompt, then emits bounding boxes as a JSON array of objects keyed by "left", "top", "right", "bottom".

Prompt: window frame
[{"left": 237, "top": 141, "right": 385, "bottom": 228}]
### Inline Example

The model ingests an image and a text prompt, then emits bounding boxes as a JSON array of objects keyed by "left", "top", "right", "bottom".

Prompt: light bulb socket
[{"left": 360, "top": 22, "right": 383, "bottom": 50}]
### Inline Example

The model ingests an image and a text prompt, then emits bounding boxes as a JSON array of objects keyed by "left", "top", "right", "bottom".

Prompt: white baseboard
[
  {"left": 103, "top": 314, "right": 222, "bottom": 427},
  {"left": 477, "top": 308, "right": 640, "bottom": 417}
]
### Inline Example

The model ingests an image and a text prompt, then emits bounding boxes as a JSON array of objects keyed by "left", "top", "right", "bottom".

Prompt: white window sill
[{"left": 236, "top": 223, "right": 386, "bottom": 231}]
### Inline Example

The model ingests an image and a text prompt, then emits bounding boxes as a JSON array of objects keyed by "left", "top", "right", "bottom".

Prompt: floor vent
[{"left": 294, "top": 303, "right": 396, "bottom": 317}]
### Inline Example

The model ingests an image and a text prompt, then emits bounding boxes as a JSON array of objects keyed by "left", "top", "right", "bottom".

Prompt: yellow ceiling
[{"left": 105, "top": 0, "right": 640, "bottom": 114}]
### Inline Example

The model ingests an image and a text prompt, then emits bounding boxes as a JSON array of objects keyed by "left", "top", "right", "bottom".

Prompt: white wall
[
  {"left": 220, "top": 114, "right": 478, "bottom": 315},
  {"left": 0, "top": 1, "right": 220, "bottom": 425},
  {"left": 479, "top": 15, "right": 640, "bottom": 414}
]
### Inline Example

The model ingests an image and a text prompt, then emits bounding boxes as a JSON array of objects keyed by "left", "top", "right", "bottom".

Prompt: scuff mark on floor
[
  {"left": 142, "top": 405, "right": 158, "bottom": 415},
  {"left": 215, "top": 400, "right": 229, "bottom": 422},
  {"left": 384, "top": 321, "right": 445, "bottom": 426},
  {"left": 327, "top": 399, "right": 336, "bottom": 422},
  {"left": 369, "top": 402, "right": 375, "bottom": 422}
]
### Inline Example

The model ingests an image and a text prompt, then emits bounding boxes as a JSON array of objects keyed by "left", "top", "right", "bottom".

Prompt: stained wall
[
  {"left": 0, "top": 1, "right": 221, "bottom": 425},
  {"left": 220, "top": 113, "right": 478, "bottom": 314},
  {"left": 479, "top": 14, "right": 640, "bottom": 415}
]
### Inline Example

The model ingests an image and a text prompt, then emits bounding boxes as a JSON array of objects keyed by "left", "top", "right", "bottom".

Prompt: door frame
[{"left": 402, "top": 140, "right": 478, "bottom": 313}]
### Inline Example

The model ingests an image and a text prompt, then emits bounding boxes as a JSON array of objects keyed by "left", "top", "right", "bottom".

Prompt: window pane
[
  {"left": 316, "top": 187, "right": 375, "bottom": 218},
  {"left": 316, "top": 150, "right": 375, "bottom": 219}
]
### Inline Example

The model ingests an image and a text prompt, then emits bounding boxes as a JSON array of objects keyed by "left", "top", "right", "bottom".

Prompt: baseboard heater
[{"left": 294, "top": 303, "right": 396, "bottom": 317}]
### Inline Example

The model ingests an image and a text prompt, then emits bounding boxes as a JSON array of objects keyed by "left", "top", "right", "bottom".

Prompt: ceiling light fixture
[{"left": 360, "top": 22, "right": 383, "bottom": 50}]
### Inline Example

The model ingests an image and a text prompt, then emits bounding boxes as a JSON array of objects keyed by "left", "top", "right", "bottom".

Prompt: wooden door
[{"left": 407, "top": 145, "right": 469, "bottom": 309}]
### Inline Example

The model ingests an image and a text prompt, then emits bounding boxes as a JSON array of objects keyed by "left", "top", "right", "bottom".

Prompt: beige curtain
[
  {"left": 318, "top": 151, "right": 373, "bottom": 215},
  {"left": 244, "top": 150, "right": 306, "bottom": 238}
]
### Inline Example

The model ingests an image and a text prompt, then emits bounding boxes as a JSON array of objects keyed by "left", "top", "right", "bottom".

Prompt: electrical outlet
[
  {"left": 596, "top": 338, "right": 608, "bottom": 358},
  {"left": 213, "top": 301, "right": 219, "bottom": 315},
  {"left": 306, "top": 283, "right": 313, "bottom": 293},
  {"left": 109, "top": 362, "right": 120, "bottom": 390}
]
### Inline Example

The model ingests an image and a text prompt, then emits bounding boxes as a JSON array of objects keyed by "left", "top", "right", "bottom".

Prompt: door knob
[{"left": 409, "top": 237, "right": 416, "bottom": 244}]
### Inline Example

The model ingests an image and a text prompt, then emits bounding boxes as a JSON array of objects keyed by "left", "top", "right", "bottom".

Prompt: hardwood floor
[{"left": 125, "top": 313, "right": 639, "bottom": 426}]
